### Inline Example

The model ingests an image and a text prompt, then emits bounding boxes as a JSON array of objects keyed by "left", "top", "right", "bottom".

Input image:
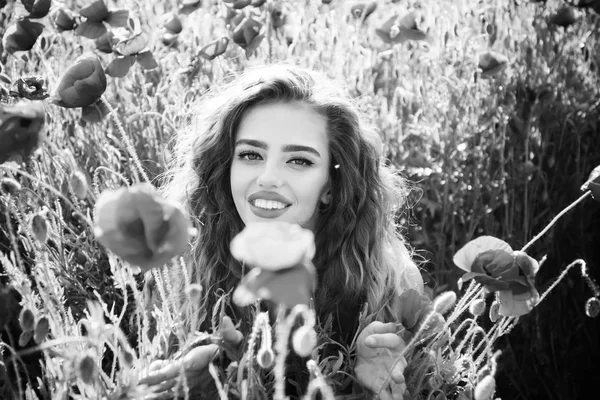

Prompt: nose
[{"left": 256, "top": 161, "right": 283, "bottom": 188}]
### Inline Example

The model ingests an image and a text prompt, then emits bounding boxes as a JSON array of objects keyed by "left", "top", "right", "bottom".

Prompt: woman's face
[{"left": 230, "top": 102, "right": 330, "bottom": 231}]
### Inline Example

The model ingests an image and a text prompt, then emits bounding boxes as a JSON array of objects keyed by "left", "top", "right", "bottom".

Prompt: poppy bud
[
  {"left": 251, "top": 0, "right": 266, "bottom": 6},
  {"left": 292, "top": 325, "right": 317, "bottom": 357},
  {"left": 30, "top": 212, "right": 48, "bottom": 243},
  {"left": 432, "top": 291, "right": 457, "bottom": 315},
  {"left": 19, "top": 308, "right": 35, "bottom": 332},
  {"left": 469, "top": 299, "right": 486, "bottom": 316},
  {"left": 69, "top": 170, "right": 88, "bottom": 199},
  {"left": 120, "top": 349, "right": 135, "bottom": 367},
  {"left": 51, "top": 7, "right": 76, "bottom": 32},
  {"left": 18, "top": 330, "right": 33, "bottom": 346},
  {"left": 489, "top": 301, "right": 500, "bottom": 323},
  {"left": 186, "top": 283, "right": 203, "bottom": 303},
  {"left": 585, "top": 297, "right": 600, "bottom": 318},
  {"left": 77, "top": 354, "right": 97, "bottom": 384},
  {"left": 34, "top": 316, "right": 49, "bottom": 344},
  {"left": 0, "top": 178, "right": 22, "bottom": 196},
  {"left": 52, "top": 53, "right": 107, "bottom": 108},
  {"left": 2, "top": 17, "right": 44, "bottom": 54},
  {"left": 22, "top": 0, "right": 52, "bottom": 19},
  {"left": 257, "top": 347, "right": 274, "bottom": 368}
]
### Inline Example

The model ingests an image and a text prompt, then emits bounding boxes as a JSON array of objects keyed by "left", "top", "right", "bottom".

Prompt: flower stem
[
  {"left": 520, "top": 190, "right": 591, "bottom": 253},
  {"left": 101, "top": 97, "right": 151, "bottom": 184}
]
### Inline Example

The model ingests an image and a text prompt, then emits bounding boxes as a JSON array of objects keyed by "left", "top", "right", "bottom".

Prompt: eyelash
[{"left": 237, "top": 151, "right": 314, "bottom": 167}]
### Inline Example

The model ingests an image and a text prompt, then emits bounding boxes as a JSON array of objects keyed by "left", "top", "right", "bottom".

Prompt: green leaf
[{"left": 105, "top": 56, "right": 135, "bottom": 78}]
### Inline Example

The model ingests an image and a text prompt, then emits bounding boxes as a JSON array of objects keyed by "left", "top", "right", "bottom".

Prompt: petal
[
  {"left": 498, "top": 288, "right": 540, "bottom": 317},
  {"left": 453, "top": 236, "right": 513, "bottom": 272}
]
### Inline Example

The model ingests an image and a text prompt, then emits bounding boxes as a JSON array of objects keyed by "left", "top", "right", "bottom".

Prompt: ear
[{"left": 320, "top": 187, "right": 332, "bottom": 205}]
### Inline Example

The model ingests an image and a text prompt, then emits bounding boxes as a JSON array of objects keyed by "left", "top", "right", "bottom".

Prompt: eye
[
  {"left": 238, "top": 151, "right": 262, "bottom": 161},
  {"left": 289, "top": 157, "right": 314, "bottom": 167}
]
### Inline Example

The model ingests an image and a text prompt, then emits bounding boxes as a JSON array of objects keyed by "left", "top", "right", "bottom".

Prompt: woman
[{"left": 142, "top": 63, "right": 426, "bottom": 399}]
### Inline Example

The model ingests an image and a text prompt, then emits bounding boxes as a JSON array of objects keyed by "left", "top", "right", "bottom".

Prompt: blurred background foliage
[{"left": 1, "top": 0, "right": 599, "bottom": 399}]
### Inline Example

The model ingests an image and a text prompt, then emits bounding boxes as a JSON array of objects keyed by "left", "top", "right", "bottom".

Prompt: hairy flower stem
[
  {"left": 521, "top": 190, "right": 591, "bottom": 253},
  {"left": 101, "top": 96, "right": 151, "bottom": 184}
]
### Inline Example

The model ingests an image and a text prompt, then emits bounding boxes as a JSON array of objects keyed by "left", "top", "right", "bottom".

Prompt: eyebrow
[{"left": 235, "top": 139, "right": 321, "bottom": 157}]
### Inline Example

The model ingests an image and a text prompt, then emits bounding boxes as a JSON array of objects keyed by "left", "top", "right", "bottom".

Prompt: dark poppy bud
[
  {"left": 586, "top": 297, "right": 600, "bottom": 318},
  {"left": 51, "top": 7, "right": 76, "bottom": 31},
  {"left": 52, "top": 53, "right": 107, "bottom": 108},
  {"left": 2, "top": 17, "right": 44, "bottom": 54}
]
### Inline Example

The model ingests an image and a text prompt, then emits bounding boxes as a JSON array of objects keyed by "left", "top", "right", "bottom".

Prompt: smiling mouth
[{"left": 250, "top": 199, "right": 291, "bottom": 210}]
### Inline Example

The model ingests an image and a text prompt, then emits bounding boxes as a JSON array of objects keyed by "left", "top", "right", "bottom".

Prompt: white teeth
[{"left": 253, "top": 199, "right": 287, "bottom": 210}]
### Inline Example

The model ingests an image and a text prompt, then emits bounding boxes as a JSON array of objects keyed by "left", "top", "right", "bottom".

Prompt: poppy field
[{"left": 1, "top": 0, "right": 600, "bottom": 399}]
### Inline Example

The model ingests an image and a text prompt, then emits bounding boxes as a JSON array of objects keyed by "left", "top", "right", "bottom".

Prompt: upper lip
[{"left": 248, "top": 191, "right": 292, "bottom": 205}]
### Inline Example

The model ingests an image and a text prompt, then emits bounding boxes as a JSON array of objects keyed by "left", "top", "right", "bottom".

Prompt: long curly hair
[{"left": 158, "top": 63, "right": 423, "bottom": 343}]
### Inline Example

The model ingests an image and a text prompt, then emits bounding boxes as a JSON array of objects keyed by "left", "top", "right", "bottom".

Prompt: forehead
[{"left": 236, "top": 102, "right": 329, "bottom": 149}]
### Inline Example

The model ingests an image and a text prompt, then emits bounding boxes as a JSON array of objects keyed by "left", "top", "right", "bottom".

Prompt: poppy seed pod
[
  {"left": 93, "top": 183, "right": 193, "bottom": 271},
  {"left": 52, "top": 53, "right": 107, "bottom": 108},
  {"left": 2, "top": 17, "right": 45, "bottom": 53}
]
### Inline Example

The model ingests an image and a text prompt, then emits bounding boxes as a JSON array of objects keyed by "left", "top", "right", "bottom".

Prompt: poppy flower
[
  {"left": 93, "top": 183, "right": 193, "bottom": 272},
  {"left": 230, "top": 221, "right": 316, "bottom": 270},
  {"left": 478, "top": 51, "right": 509, "bottom": 78},
  {"left": 80, "top": 99, "right": 109, "bottom": 123},
  {"left": 0, "top": 100, "right": 46, "bottom": 164},
  {"left": 375, "top": 13, "right": 429, "bottom": 44},
  {"left": 2, "top": 17, "right": 44, "bottom": 54},
  {"left": 9, "top": 75, "right": 48, "bottom": 100},
  {"left": 106, "top": 32, "right": 158, "bottom": 77},
  {"left": 198, "top": 37, "right": 229, "bottom": 60},
  {"left": 453, "top": 236, "right": 540, "bottom": 317},
  {"left": 52, "top": 53, "right": 107, "bottom": 108},
  {"left": 232, "top": 17, "right": 264, "bottom": 54},
  {"left": 21, "top": 0, "right": 51, "bottom": 19},
  {"left": 550, "top": 5, "right": 579, "bottom": 27},
  {"left": 231, "top": 222, "right": 317, "bottom": 308},
  {"left": 75, "top": 0, "right": 128, "bottom": 39},
  {"left": 50, "top": 8, "right": 76, "bottom": 32}
]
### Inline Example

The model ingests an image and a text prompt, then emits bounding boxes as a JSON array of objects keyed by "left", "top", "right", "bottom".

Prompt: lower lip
[{"left": 249, "top": 202, "right": 290, "bottom": 219}]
